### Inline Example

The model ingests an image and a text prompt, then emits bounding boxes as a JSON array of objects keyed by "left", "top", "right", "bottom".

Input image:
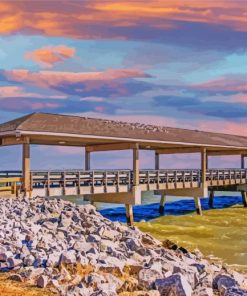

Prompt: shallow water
[{"left": 63, "top": 193, "right": 247, "bottom": 272}]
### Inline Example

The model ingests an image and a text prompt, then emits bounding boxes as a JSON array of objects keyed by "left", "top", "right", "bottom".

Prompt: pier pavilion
[{"left": 0, "top": 112, "right": 247, "bottom": 224}]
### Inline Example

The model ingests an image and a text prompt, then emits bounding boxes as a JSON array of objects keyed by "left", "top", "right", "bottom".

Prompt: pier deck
[{"left": 1, "top": 112, "right": 247, "bottom": 224}]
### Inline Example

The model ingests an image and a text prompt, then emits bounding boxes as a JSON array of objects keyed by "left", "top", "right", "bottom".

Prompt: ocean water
[{"left": 63, "top": 192, "right": 247, "bottom": 273}]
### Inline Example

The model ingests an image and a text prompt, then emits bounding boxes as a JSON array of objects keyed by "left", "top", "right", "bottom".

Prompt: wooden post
[
  {"left": 85, "top": 149, "right": 91, "bottom": 170},
  {"left": 206, "top": 154, "right": 209, "bottom": 170},
  {"left": 241, "top": 191, "right": 247, "bottom": 207},
  {"left": 22, "top": 140, "right": 30, "bottom": 196},
  {"left": 125, "top": 204, "right": 134, "bottom": 226},
  {"left": 241, "top": 155, "right": 245, "bottom": 169},
  {"left": 208, "top": 190, "right": 214, "bottom": 208},
  {"left": 133, "top": 145, "right": 139, "bottom": 186},
  {"left": 155, "top": 152, "right": 160, "bottom": 170},
  {"left": 201, "top": 148, "right": 207, "bottom": 198},
  {"left": 194, "top": 197, "right": 202, "bottom": 215},
  {"left": 159, "top": 193, "right": 166, "bottom": 214}
]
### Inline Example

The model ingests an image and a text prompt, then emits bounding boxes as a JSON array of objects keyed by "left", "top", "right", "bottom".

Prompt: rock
[
  {"left": 213, "top": 274, "right": 238, "bottom": 290},
  {"left": 154, "top": 273, "right": 192, "bottom": 296},
  {"left": 7, "top": 257, "right": 22, "bottom": 269},
  {"left": 138, "top": 268, "right": 163, "bottom": 289},
  {"left": 60, "top": 250, "right": 77, "bottom": 264},
  {"left": 194, "top": 287, "right": 213, "bottom": 296},
  {"left": 220, "top": 286, "right": 247, "bottom": 296},
  {"left": 37, "top": 274, "right": 49, "bottom": 288},
  {"left": 8, "top": 273, "right": 23, "bottom": 282}
]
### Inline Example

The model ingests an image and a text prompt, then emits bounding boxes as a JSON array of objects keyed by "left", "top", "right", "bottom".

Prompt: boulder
[
  {"left": 213, "top": 274, "right": 238, "bottom": 291},
  {"left": 37, "top": 274, "right": 49, "bottom": 288},
  {"left": 138, "top": 268, "right": 163, "bottom": 289},
  {"left": 154, "top": 273, "right": 192, "bottom": 296}
]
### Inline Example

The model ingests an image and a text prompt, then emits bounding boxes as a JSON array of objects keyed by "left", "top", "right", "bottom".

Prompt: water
[{"left": 63, "top": 192, "right": 247, "bottom": 273}]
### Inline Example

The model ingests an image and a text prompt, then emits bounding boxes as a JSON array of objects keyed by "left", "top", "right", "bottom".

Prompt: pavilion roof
[{"left": 0, "top": 112, "right": 247, "bottom": 149}]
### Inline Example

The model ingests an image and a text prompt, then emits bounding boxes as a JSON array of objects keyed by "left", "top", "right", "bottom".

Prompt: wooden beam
[
  {"left": 22, "top": 138, "right": 30, "bottom": 195},
  {"left": 155, "top": 152, "right": 160, "bottom": 170},
  {"left": 194, "top": 197, "right": 202, "bottom": 215},
  {"left": 156, "top": 147, "right": 203, "bottom": 154},
  {"left": 241, "top": 155, "right": 245, "bottom": 169},
  {"left": 0, "top": 136, "right": 26, "bottom": 146},
  {"left": 133, "top": 144, "right": 139, "bottom": 186},
  {"left": 85, "top": 150, "right": 90, "bottom": 170},
  {"left": 159, "top": 193, "right": 166, "bottom": 214},
  {"left": 201, "top": 148, "right": 207, "bottom": 196},
  {"left": 207, "top": 150, "right": 247, "bottom": 156},
  {"left": 86, "top": 142, "right": 137, "bottom": 152}
]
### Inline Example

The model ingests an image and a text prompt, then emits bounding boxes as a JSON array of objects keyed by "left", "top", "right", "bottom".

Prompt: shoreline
[{"left": 0, "top": 196, "right": 246, "bottom": 295}]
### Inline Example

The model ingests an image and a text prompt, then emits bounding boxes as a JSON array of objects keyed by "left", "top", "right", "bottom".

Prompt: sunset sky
[{"left": 0, "top": 0, "right": 247, "bottom": 170}]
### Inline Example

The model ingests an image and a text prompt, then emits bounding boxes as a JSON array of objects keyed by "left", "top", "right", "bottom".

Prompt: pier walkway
[{"left": 0, "top": 113, "right": 247, "bottom": 224}]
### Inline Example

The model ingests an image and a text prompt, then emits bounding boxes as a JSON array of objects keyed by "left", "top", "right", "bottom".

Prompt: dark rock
[{"left": 154, "top": 273, "right": 192, "bottom": 296}]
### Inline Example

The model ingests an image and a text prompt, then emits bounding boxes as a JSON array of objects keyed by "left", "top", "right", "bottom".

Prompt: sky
[{"left": 0, "top": 0, "right": 247, "bottom": 170}]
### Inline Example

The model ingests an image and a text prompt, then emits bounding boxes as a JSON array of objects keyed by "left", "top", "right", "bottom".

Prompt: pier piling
[
  {"left": 194, "top": 197, "right": 202, "bottom": 215},
  {"left": 125, "top": 204, "right": 134, "bottom": 226},
  {"left": 241, "top": 191, "right": 247, "bottom": 207},
  {"left": 159, "top": 193, "right": 166, "bottom": 214},
  {"left": 209, "top": 191, "right": 214, "bottom": 208}
]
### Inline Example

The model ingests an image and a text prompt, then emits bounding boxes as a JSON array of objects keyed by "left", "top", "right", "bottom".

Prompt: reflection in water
[{"left": 62, "top": 193, "right": 247, "bottom": 272}]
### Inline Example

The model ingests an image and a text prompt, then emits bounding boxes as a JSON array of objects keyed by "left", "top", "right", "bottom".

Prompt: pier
[{"left": 0, "top": 112, "right": 247, "bottom": 224}]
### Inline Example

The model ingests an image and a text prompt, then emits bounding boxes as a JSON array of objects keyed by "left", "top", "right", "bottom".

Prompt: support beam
[
  {"left": 207, "top": 150, "right": 247, "bottom": 156},
  {"left": 241, "top": 191, "right": 247, "bottom": 207},
  {"left": 201, "top": 148, "right": 207, "bottom": 197},
  {"left": 22, "top": 139, "right": 30, "bottom": 195},
  {"left": 208, "top": 190, "right": 214, "bottom": 208},
  {"left": 0, "top": 136, "right": 26, "bottom": 146},
  {"left": 159, "top": 193, "right": 166, "bottom": 214},
  {"left": 155, "top": 152, "right": 160, "bottom": 170},
  {"left": 241, "top": 155, "right": 245, "bottom": 169},
  {"left": 133, "top": 145, "right": 139, "bottom": 186},
  {"left": 125, "top": 204, "right": 134, "bottom": 226},
  {"left": 194, "top": 197, "right": 202, "bottom": 215},
  {"left": 86, "top": 142, "right": 136, "bottom": 152},
  {"left": 85, "top": 149, "right": 90, "bottom": 170},
  {"left": 156, "top": 147, "right": 202, "bottom": 155}
]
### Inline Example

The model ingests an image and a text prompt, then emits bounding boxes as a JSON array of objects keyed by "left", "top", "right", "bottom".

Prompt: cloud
[
  {"left": 25, "top": 45, "right": 75, "bottom": 68},
  {"left": 2, "top": 1, "right": 247, "bottom": 50},
  {"left": 0, "top": 86, "right": 66, "bottom": 99},
  {"left": 192, "top": 75, "right": 247, "bottom": 94},
  {"left": 0, "top": 68, "right": 153, "bottom": 98},
  {"left": 153, "top": 94, "right": 247, "bottom": 119}
]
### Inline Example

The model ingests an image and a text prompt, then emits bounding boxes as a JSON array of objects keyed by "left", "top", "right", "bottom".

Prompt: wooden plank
[
  {"left": 86, "top": 142, "right": 137, "bottom": 152},
  {"left": 156, "top": 147, "right": 202, "bottom": 154},
  {"left": 0, "top": 136, "right": 27, "bottom": 146}
]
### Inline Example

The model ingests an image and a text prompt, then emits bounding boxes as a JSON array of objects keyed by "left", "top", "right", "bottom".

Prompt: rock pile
[{"left": 0, "top": 196, "right": 246, "bottom": 296}]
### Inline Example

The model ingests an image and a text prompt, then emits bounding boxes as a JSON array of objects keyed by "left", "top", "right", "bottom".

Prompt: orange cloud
[
  {"left": 25, "top": 45, "right": 75, "bottom": 68},
  {"left": 1, "top": 1, "right": 247, "bottom": 40}
]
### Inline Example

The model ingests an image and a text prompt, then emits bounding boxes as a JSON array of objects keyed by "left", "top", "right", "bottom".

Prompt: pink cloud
[
  {"left": 25, "top": 45, "right": 75, "bottom": 68},
  {"left": 0, "top": 86, "right": 66, "bottom": 100},
  {"left": 192, "top": 75, "right": 247, "bottom": 92},
  {"left": 1, "top": 68, "right": 151, "bottom": 90}
]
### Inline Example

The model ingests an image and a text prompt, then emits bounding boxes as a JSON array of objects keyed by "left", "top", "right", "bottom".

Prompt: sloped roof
[{"left": 0, "top": 112, "right": 247, "bottom": 149}]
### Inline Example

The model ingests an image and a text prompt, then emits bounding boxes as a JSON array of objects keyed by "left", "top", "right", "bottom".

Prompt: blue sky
[{"left": 1, "top": 1, "right": 247, "bottom": 169}]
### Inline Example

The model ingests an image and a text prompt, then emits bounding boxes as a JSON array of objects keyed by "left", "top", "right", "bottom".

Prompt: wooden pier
[{"left": 0, "top": 113, "right": 247, "bottom": 224}]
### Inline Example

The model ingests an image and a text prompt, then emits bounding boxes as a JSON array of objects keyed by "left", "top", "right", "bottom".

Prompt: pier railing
[{"left": 0, "top": 169, "right": 247, "bottom": 196}]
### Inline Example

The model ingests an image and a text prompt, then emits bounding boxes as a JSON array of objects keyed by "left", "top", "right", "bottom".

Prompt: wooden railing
[
  {"left": 0, "top": 169, "right": 247, "bottom": 195},
  {"left": 30, "top": 168, "right": 247, "bottom": 189},
  {"left": 0, "top": 171, "right": 22, "bottom": 195}
]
